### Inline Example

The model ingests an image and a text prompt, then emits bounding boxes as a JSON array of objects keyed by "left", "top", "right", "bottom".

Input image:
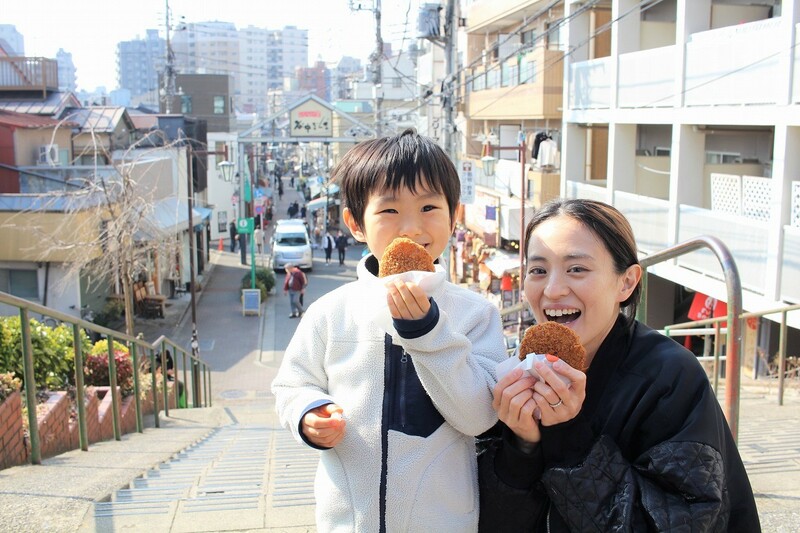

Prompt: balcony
[
  {"left": 684, "top": 19, "right": 783, "bottom": 106},
  {"left": 467, "top": 48, "right": 563, "bottom": 120},
  {"left": 618, "top": 46, "right": 677, "bottom": 109},
  {"left": 0, "top": 57, "right": 59, "bottom": 96},
  {"left": 568, "top": 56, "right": 611, "bottom": 110}
]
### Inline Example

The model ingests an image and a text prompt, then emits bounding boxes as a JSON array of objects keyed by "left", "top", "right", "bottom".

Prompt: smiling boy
[{"left": 271, "top": 129, "right": 507, "bottom": 532}]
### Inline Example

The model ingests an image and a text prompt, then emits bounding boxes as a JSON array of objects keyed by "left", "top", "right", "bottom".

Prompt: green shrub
[
  {"left": 0, "top": 372, "right": 21, "bottom": 402},
  {"left": 241, "top": 267, "right": 276, "bottom": 300},
  {"left": 93, "top": 299, "right": 125, "bottom": 328},
  {"left": 84, "top": 339, "right": 136, "bottom": 396},
  {"left": 0, "top": 317, "right": 91, "bottom": 390},
  {"left": 90, "top": 339, "right": 129, "bottom": 357}
]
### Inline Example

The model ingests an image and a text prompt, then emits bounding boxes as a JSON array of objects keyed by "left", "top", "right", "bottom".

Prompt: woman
[
  {"left": 323, "top": 231, "right": 334, "bottom": 265},
  {"left": 478, "top": 199, "right": 759, "bottom": 532}
]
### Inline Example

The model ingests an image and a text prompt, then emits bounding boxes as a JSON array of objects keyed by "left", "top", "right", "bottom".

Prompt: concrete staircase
[{"left": 84, "top": 425, "right": 318, "bottom": 532}]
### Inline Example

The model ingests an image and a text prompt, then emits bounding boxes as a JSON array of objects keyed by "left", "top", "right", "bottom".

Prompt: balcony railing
[
  {"left": 783, "top": 226, "right": 800, "bottom": 303},
  {"left": 678, "top": 205, "right": 769, "bottom": 293},
  {"left": 0, "top": 57, "right": 59, "bottom": 95},
  {"left": 618, "top": 46, "right": 677, "bottom": 108},
  {"left": 568, "top": 56, "right": 611, "bottom": 110},
  {"left": 685, "top": 18, "right": 782, "bottom": 106},
  {"left": 615, "top": 191, "right": 671, "bottom": 254}
]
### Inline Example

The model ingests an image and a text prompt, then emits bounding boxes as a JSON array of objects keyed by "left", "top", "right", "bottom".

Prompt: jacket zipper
[{"left": 400, "top": 351, "right": 408, "bottom": 428}]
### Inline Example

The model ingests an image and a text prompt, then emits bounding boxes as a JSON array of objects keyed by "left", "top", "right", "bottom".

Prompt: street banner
[{"left": 460, "top": 160, "right": 475, "bottom": 204}]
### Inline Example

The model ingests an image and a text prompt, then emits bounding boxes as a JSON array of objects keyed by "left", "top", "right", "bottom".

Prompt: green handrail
[{"left": 0, "top": 290, "right": 213, "bottom": 465}]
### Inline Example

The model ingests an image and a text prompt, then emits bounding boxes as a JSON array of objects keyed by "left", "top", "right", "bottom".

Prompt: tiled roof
[
  {"left": 0, "top": 91, "right": 81, "bottom": 116},
  {"left": 0, "top": 109, "right": 66, "bottom": 128}
]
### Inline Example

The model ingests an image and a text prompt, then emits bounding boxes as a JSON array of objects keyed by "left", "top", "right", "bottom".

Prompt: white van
[{"left": 271, "top": 219, "right": 313, "bottom": 271}]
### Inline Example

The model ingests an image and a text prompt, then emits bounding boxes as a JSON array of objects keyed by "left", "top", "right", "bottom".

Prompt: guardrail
[
  {"left": 663, "top": 303, "right": 800, "bottom": 406},
  {"left": 0, "top": 290, "right": 212, "bottom": 465},
  {"left": 637, "top": 235, "right": 744, "bottom": 440}
]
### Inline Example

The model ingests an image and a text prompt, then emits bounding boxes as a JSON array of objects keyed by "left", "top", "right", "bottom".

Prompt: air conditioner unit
[{"left": 37, "top": 144, "right": 59, "bottom": 166}]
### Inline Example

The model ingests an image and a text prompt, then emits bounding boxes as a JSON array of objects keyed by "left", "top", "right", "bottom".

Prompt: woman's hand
[
  {"left": 530, "top": 357, "right": 586, "bottom": 427},
  {"left": 493, "top": 367, "right": 541, "bottom": 446}
]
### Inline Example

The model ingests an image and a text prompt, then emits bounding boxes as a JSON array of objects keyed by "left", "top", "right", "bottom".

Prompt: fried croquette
[
  {"left": 378, "top": 237, "right": 435, "bottom": 277},
  {"left": 518, "top": 321, "right": 586, "bottom": 371}
]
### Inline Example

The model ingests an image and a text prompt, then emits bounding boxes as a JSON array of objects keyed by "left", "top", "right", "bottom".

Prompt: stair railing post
[
  {"left": 107, "top": 336, "right": 121, "bottom": 440},
  {"left": 72, "top": 324, "right": 88, "bottom": 451},
  {"left": 19, "top": 308, "right": 41, "bottom": 464}
]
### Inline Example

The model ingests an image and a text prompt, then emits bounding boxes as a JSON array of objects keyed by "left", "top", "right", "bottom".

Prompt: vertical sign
[{"left": 460, "top": 160, "right": 475, "bottom": 204}]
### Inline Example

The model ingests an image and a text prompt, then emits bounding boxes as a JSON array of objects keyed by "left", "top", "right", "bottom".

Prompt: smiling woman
[{"left": 478, "top": 198, "right": 761, "bottom": 533}]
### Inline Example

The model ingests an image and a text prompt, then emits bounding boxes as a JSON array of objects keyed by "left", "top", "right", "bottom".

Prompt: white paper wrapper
[
  {"left": 363, "top": 265, "right": 447, "bottom": 332},
  {"left": 496, "top": 352, "right": 571, "bottom": 385}
]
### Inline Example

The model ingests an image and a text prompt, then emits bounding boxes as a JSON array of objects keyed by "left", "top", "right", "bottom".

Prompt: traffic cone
[{"left": 218, "top": 237, "right": 224, "bottom": 251}]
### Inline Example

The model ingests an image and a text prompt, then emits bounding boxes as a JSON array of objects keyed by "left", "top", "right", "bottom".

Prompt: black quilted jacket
[{"left": 477, "top": 317, "right": 761, "bottom": 532}]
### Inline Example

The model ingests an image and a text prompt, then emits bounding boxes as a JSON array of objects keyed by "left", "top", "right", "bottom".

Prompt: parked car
[{"left": 271, "top": 219, "right": 313, "bottom": 271}]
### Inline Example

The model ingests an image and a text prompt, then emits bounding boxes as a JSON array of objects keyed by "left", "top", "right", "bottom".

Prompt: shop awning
[
  {"left": 307, "top": 196, "right": 339, "bottom": 212},
  {"left": 484, "top": 250, "right": 522, "bottom": 277},
  {"left": 192, "top": 205, "right": 213, "bottom": 232},
  {"left": 137, "top": 197, "right": 210, "bottom": 239}
]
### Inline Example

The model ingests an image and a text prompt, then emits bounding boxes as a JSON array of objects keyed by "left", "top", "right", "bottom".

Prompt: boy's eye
[
  {"left": 527, "top": 266, "right": 546, "bottom": 275},
  {"left": 422, "top": 205, "right": 438, "bottom": 212}
]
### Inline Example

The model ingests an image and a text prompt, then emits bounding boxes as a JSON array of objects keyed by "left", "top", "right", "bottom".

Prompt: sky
[{"left": 2, "top": 0, "right": 420, "bottom": 92}]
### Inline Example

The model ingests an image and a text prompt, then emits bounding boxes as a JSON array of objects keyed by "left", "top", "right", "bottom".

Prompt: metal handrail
[
  {"left": 662, "top": 303, "right": 800, "bottom": 406},
  {"left": 0, "top": 290, "right": 212, "bottom": 465},
  {"left": 637, "top": 235, "right": 743, "bottom": 440}
]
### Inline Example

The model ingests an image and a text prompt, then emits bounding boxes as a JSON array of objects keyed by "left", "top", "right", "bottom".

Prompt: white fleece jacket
[{"left": 272, "top": 255, "right": 506, "bottom": 532}]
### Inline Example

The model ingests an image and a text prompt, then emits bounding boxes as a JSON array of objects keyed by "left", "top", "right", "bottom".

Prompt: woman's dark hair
[
  {"left": 332, "top": 128, "right": 461, "bottom": 230},
  {"left": 523, "top": 198, "right": 642, "bottom": 323}
]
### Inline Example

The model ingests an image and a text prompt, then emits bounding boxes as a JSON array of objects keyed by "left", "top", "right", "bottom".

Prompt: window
[
  {"left": 520, "top": 56, "right": 536, "bottom": 84},
  {"left": 706, "top": 151, "right": 741, "bottom": 164},
  {"left": 213, "top": 96, "right": 225, "bottom": 114},
  {"left": 0, "top": 269, "right": 38, "bottom": 299},
  {"left": 181, "top": 95, "right": 193, "bottom": 113}
]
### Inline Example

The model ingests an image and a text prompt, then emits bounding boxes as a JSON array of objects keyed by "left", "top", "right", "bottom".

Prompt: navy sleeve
[{"left": 392, "top": 298, "right": 439, "bottom": 339}]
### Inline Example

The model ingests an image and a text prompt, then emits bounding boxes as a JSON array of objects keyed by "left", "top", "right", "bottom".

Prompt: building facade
[
  {"left": 559, "top": 0, "right": 798, "bottom": 341},
  {"left": 117, "top": 29, "right": 166, "bottom": 98}
]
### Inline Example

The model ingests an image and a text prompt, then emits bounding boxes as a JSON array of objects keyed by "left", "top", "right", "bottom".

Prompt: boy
[{"left": 272, "top": 129, "right": 506, "bottom": 531}]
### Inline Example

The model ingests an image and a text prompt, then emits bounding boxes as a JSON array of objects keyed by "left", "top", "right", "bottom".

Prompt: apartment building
[
  {"left": 117, "top": 29, "right": 166, "bottom": 98},
  {"left": 461, "top": 0, "right": 570, "bottom": 247},
  {"left": 560, "top": 0, "right": 798, "bottom": 347}
]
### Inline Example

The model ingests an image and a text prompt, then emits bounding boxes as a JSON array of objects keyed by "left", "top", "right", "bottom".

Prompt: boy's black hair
[{"left": 332, "top": 128, "right": 461, "bottom": 231}]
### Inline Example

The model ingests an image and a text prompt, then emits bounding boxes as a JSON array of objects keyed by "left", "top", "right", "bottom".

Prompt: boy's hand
[
  {"left": 386, "top": 279, "right": 430, "bottom": 320},
  {"left": 302, "top": 403, "right": 347, "bottom": 448}
]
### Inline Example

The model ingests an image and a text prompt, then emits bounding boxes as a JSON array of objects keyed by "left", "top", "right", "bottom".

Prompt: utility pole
[
  {"left": 443, "top": 0, "right": 458, "bottom": 162},
  {"left": 372, "top": 0, "right": 383, "bottom": 137},
  {"left": 162, "top": 0, "right": 177, "bottom": 113}
]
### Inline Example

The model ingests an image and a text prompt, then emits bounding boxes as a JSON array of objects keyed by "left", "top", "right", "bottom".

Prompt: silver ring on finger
[{"left": 548, "top": 399, "right": 563, "bottom": 408}]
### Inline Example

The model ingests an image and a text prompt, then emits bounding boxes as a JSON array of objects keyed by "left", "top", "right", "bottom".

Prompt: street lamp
[{"left": 217, "top": 160, "right": 235, "bottom": 182}]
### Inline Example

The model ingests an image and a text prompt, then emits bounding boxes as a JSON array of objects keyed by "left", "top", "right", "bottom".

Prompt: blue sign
[{"left": 242, "top": 289, "right": 261, "bottom": 316}]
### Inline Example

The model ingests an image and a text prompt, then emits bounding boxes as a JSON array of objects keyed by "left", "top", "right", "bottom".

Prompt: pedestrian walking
[
  {"left": 282, "top": 264, "right": 307, "bottom": 318},
  {"left": 334, "top": 230, "right": 348, "bottom": 265},
  {"left": 300, "top": 204, "right": 307, "bottom": 219},
  {"left": 278, "top": 179, "right": 284, "bottom": 200},
  {"left": 254, "top": 225, "right": 264, "bottom": 254},
  {"left": 323, "top": 231, "right": 334, "bottom": 265},
  {"left": 229, "top": 221, "right": 238, "bottom": 252}
]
